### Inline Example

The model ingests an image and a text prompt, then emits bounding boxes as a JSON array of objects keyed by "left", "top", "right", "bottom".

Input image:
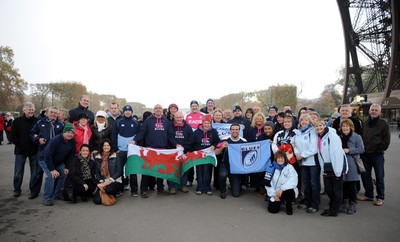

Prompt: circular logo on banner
[{"left": 243, "top": 151, "right": 257, "bottom": 166}]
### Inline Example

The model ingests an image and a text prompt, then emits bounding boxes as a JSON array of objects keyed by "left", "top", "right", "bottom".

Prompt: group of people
[
  {"left": 8, "top": 96, "right": 391, "bottom": 217},
  {"left": 0, "top": 111, "right": 14, "bottom": 145}
]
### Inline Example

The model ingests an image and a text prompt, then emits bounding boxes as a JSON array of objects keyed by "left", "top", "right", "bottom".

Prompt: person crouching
[{"left": 266, "top": 150, "right": 298, "bottom": 215}]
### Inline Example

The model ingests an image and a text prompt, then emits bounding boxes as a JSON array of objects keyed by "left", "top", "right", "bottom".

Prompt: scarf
[
  {"left": 299, "top": 124, "right": 312, "bottom": 133},
  {"left": 81, "top": 124, "right": 89, "bottom": 144},
  {"left": 78, "top": 154, "right": 91, "bottom": 180},
  {"left": 96, "top": 121, "right": 106, "bottom": 132},
  {"left": 264, "top": 161, "right": 287, "bottom": 187},
  {"left": 100, "top": 153, "right": 110, "bottom": 178},
  {"left": 47, "top": 118, "right": 57, "bottom": 139},
  {"left": 341, "top": 132, "right": 352, "bottom": 149}
]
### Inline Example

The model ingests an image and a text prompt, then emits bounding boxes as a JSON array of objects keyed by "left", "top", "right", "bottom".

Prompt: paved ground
[{"left": 0, "top": 132, "right": 400, "bottom": 242}]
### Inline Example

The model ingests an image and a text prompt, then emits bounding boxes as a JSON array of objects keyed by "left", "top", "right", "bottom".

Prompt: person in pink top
[
  {"left": 185, "top": 100, "right": 205, "bottom": 131},
  {"left": 185, "top": 100, "right": 205, "bottom": 187}
]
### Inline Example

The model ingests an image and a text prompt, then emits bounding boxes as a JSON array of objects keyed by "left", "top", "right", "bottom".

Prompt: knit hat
[
  {"left": 168, "top": 103, "right": 179, "bottom": 110},
  {"left": 206, "top": 98, "right": 214, "bottom": 104},
  {"left": 123, "top": 105, "right": 133, "bottom": 112},
  {"left": 96, "top": 110, "right": 108, "bottom": 118},
  {"left": 190, "top": 100, "right": 199, "bottom": 106},
  {"left": 63, "top": 123, "right": 75, "bottom": 133},
  {"left": 202, "top": 114, "right": 213, "bottom": 123},
  {"left": 269, "top": 105, "right": 278, "bottom": 112},
  {"left": 264, "top": 121, "right": 275, "bottom": 129},
  {"left": 233, "top": 105, "right": 242, "bottom": 112},
  {"left": 77, "top": 113, "right": 89, "bottom": 120}
]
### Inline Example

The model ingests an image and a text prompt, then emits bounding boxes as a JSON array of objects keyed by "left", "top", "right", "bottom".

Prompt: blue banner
[
  {"left": 212, "top": 123, "right": 244, "bottom": 140},
  {"left": 228, "top": 140, "right": 271, "bottom": 174}
]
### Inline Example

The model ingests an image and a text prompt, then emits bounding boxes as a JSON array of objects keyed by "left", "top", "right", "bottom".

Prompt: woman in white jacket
[
  {"left": 314, "top": 119, "right": 348, "bottom": 217},
  {"left": 266, "top": 150, "right": 298, "bottom": 215},
  {"left": 294, "top": 114, "right": 320, "bottom": 213}
]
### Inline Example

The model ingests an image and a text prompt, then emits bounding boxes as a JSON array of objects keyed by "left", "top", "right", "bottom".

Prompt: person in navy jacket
[
  {"left": 29, "top": 106, "right": 64, "bottom": 199},
  {"left": 189, "top": 114, "right": 220, "bottom": 195},
  {"left": 38, "top": 123, "right": 76, "bottom": 206},
  {"left": 132, "top": 104, "right": 175, "bottom": 198}
]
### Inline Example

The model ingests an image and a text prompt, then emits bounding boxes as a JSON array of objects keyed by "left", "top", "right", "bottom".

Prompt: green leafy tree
[{"left": 0, "top": 46, "right": 27, "bottom": 110}]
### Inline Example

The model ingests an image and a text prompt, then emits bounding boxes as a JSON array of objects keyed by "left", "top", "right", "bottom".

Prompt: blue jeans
[
  {"left": 196, "top": 164, "right": 212, "bottom": 193},
  {"left": 13, "top": 154, "right": 37, "bottom": 193},
  {"left": 361, "top": 153, "right": 385, "bottom": 200},
  {"left": 219, "top": 161, "right": 242, "bottom": 197},
  {"left": 301, "top": 165, "right": 321, "bottom": 209},
  {"left": 39, "top": 160, "right": 65, "bottom": 202}
]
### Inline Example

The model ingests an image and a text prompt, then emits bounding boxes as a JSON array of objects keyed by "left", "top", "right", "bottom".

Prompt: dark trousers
[
  {"left": 30, "top": 152, "right": 45, "bottom": 196},
  {"left": 343, "top": 181, "right": 357, "bottom": 204},
  {"left": 117, "top": 151, "right": 138, "bottom": 192},
  {"left": 218, "top": 161, "right": 242, "bottom": 197},
  {"left": 323, "top": 175, "right": 344, "bottom": 215},
  {"left": 140, "top": 175, "right": 164, "bottom": 192},
  {"left": 73, "top": 179, "right": 97, "bottom": 198},
  {"left": 361, "top": 153, "right": 385, "bottom": 200},
  {"left": 93, "top": 182, "right": 123, "bottom": 204},
  {"left": 188, "top": 167, "right": 195, "bottom": 183},
  {"left": 13, "top": 154, "right": 37, "bottom": 193},
  {"left": 268, "top": 189, "right": 295, "bottom": 214},
  {"left": 302, "top": 165, "right": 321, "bottom": 209},
  {"left": 196, "top": 164, "right": 212, "bottom": 193}
]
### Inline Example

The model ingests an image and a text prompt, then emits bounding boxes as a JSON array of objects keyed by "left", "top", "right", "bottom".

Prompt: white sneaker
[{"left": 124, "top": 185, "right": 130, "bottom": 191}]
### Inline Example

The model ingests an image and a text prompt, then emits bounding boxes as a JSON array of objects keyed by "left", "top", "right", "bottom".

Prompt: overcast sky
[{"left": 1, "top": 0, "right": 345, "bottom": 109}]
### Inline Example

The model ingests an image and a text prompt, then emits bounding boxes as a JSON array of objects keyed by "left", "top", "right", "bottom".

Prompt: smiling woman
[{"left": 0, "top": 0, "right": 345, "bottom": 109}]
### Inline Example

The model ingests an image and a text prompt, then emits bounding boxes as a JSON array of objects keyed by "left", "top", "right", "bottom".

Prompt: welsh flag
[
  {"left": 126, "top": 145, "right": 183, "bottom": 184},
  {"left": 126, "top": 145, "right": 217, "bottom": 183},
  {"left": 181, "top": 148, "right": 217, "bottom": 174}
]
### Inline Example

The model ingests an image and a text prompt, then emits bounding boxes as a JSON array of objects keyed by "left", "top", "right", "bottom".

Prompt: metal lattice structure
[{"left": 337, "top": 0, "right": 400, "bottom": 104}]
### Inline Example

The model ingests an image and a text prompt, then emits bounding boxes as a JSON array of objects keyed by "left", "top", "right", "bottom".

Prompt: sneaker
[
  {"left": 169, "top": 188, "right": 177, "bottom": 195},
  {"left": 307, "top": 207, "right": 318, "bottom": 213},
  {"left": 297, "top": 204, "right": 309, "bottom": 210},
  {"left": 186, "top": 181, "right": 192, "bottom": 187},
  {"left": 241, "top": 185, "right": 247, "bottom": 191},
  {"left": 357, "top": 195, "right": 374, "bottom": 201},
  {"left": 131, "top": 192, "right": 139, "bottom": 197},
  {"left": 116, "top": 191, "right": 123, "bottom": 197},
  {"left": 195, "top": 191, "right": 202, "bottom": 195},
  {"left": 181, "top": 187, "right": 189, "bottom": 193},
  {"left": 123, "top": 185, "right": 130, "bottom": 191},
  {"left": 13, "top": 192, "right": 21, "bottom": 197},
  {"left": 43, "top": 200, "right": 54, "bottom": 206},
  {"left": 347, "top": 203, "right": 356, "bottom": 214},
  {"left": 140, "top": 192, "right": 149, "bottom": 198},
  {"left": 220, "top": 193, "right": 227, "bottom": 199},
  {"left": 374, "top": 199, "right": 384, "bottom": 206},
  {"left": 206, "top": 191, "right": 213, "bottom": 196},
  {"left": 157, "top": 190, "right": 170, "bottom": 196}
]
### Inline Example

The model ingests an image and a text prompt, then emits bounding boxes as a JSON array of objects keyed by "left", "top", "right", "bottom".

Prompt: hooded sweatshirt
[{"left": 134, "top": 114, "right": 173, "bottom": 148}]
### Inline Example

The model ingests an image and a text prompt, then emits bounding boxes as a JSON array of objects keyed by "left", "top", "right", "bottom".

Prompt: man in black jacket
[
  {"left": 68, "top": 95, "right": 95, "bottom": 125},
  {"left": 10, "top": 102, "right": 38, "bottom": 198},
  {"left": 332, "top": 104, "right": 362, "bottom": 136},
  {"left": 358, "top": 104, "right": 390, "bottom": 206}
]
